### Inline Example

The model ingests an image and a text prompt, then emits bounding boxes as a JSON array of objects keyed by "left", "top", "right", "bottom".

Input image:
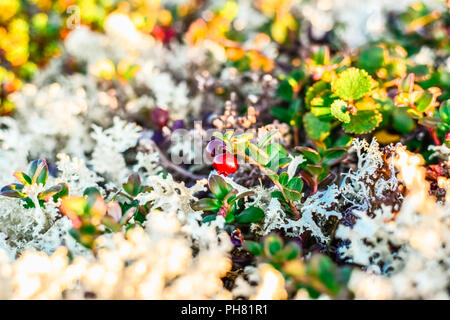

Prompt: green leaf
[
  {"left": 282, "top": 177, "right": 303, "bottom": 201},
  {"left": 357, "top": 46, "right": 385, "bottom": 74},
  {"left": 303, "top": 113, "right": 331, "bottom": 141},
  {"left": 305, "top": 81, "right": 330, "bottom": 109},
  {"left": 311, "top": 106, "right": 332, "bottom": 117},
  {"left": 271, "top": 106, "right": 292, "bottom": 123},
  {"left": 208, "top": 175, "right": 233, "bottom": 200},
  {"left": 287, "top": 177, "right": 303, "bottom": 192},
  {"left": 274, "top": 242, "right": 301, "bottom": 261},
  {"left": 333, "top": 135, "right": 353, "bottom": 148},
  {"left": 52, "top": 183, "right": 69, "bottom": 202},
  {"left": 191, "top": 198, "right": 221, "bottom": 211},
  {"left": 323, "top": 148, "right": 346, "bottom": 163},
  {"left": 265, "top": 235, "right": 283, "bottom": 256},
  {"left": 331, "top": 99, "right": 350, "bottom": 123},
  {"left": 332, "top": 68, "right": 373, "bottom": 101},
  {"left": 101, "top": 216, "right": 122, "bottom": 232},
  {"left": 338, "top": 266, "right": 353, "bottom": 285},
  {"left": 235, "top": 206, "right": 265, "bottom": 224},
  {"left": 312, "top": 46, "right": 329, "bottom": 65},
  {"left": 416, "top": 91, "right": 434, "bottom": 112},
  {"left": 123, "top": 173, "right": 143, "bottom": 197},
  {"left": 393, "top": 108, "right": 415, "bottom": 133},
  {"left": 225, "top": 210, "right": 235, "bottom": 223},
  {"left": 38, "top": 184, "right": 64, "bottom": 201},
  {"left": 305, "top": 164, "right": 323, "bottom": 176},
  {"left": 13, "top": 172, "right": 31, "bottom": 185},
  {"left": 0, "top": 183, "right": 26, "bottom": 198},
  {"left": 271, "top": 190, "right": 284, "bottom": 200},
  {"left": 277, "top": 79, "right": 294, "bottom": 101},
  {"left": 283, "top": 188, "right": 302, "bottom": 201},
  {"left": 296, "top": 147, "right": 321, "bottom": 164},
  {"left": 245, "top": 241, "right": 262, "bottom": 256},
  {"left": 278, "top": 172, "right": 289, "bottom": 186},
  {"left": 29, "top": 159, "right": 48, "bottom": 186},
  {"left": 439, "top": 100, "right": 450, "bottom": 124},
  {"left": 316, "top": 255, "right": 340, "bottom": 295},
  {"left": 343, "top": 110, "right": 382, "bottom": 134}
]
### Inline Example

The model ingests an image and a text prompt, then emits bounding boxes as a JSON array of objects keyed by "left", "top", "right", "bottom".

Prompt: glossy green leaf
[
  {"left": 191, "top": 198, "right": 221, "bottom": 211},
  {"left": 235, "top": 206, "right": 265, "bottom": 224},
  {"left": 208, "top": 175, "right": 233, "bottom": 200},
  {"left": 0, "top": 183, "right": 26, "bottom": 198},
  {"left": 13, "top": 172, "right": 31, "bottom": 185},
  {"left": 278, "top": 172, "right": 289, "bottom": 186},
  {"left": 29, "top": 159, "right": 49, "bottom": 186},
  {"left": 323, "top": 148, "right": 346, "bottom": 162}
]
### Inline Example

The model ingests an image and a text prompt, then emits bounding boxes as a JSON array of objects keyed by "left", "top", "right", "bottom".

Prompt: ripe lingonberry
[
  {"left": 151, "top": 107, "right": 169, "bottom": 127},
  {"left": 212, "top": 152, "right": 238, "bottom": 176}
]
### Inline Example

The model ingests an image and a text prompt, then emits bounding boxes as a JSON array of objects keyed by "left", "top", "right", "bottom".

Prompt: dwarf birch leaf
[
  {"left": 331, "top": 99, "right": 351, "bottom": 123},
  {"left": 342, "top": 110, "right": 383, "bottom": 134},
  {"left": 332, "top": 68, "right": 373, "bottom": 101}
]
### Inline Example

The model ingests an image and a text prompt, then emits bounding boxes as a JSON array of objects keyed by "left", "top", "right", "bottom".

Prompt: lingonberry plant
[
  {"left": 210, "top": 130, "right": 304, "bottom": 219},
  {"left": 0, "top": 159, "right": 68, "bottom": 208},
  {"left": 192, "top": 174, "right": 261, "bottom": 224}
]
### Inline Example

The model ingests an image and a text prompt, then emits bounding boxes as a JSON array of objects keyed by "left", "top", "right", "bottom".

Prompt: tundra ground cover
[{"left": 0, "top": 0, "right": 449, "bottom": 300}]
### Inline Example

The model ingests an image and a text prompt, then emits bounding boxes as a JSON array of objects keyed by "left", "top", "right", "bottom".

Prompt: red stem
[{"left": 427, "top": 127, "right": 441, "bottom": 146}]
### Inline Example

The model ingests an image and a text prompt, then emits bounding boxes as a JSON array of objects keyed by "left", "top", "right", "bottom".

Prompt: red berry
[
  {"left": 151, "top": 107, "right": 169, "bottom": 127},
  {"left": 212, "top": 152, "right": 238, "bottom": 176},
  {"left": 445, "top": 131, "right": 450, "bottom": 141}
]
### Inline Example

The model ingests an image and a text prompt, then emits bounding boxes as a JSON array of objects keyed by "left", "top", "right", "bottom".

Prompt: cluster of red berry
[{"left": 206, "top": 139, "right": 238, "bottom": 176}]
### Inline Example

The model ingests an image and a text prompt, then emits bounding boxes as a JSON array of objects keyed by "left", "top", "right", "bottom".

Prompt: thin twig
[{"left": 150, "top": 141, "right": 207, "bottom": 181}]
